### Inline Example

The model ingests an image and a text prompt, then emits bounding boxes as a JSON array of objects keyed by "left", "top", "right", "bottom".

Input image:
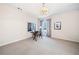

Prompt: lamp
[{"left": 41, "top": 3, "right": 48, "bottom": 15}]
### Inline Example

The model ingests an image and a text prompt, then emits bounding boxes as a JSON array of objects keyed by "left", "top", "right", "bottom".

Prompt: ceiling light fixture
[{"left": 41, "top": 3, "right": 48, "bottom": 15}]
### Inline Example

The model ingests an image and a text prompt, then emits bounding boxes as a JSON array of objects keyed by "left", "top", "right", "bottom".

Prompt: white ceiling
[{"left": 8, "top": 3, "right": 79, "bottom": 18}]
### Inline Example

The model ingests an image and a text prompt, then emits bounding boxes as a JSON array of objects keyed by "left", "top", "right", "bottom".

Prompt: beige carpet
[{"left": 0, "top": 37, "right": 79, "bottom": 55}]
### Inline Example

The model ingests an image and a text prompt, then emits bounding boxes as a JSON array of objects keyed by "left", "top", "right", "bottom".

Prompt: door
[{"left": 39, "top": 18, "right": 51, "bottom": 37}]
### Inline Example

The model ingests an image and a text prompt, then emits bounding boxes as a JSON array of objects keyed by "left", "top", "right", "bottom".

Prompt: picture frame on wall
[
  {"left": 28, "top": 22, "right": 36, "bottom": 32},
  {"left": 54, "top": 21, "right": 61, "bottom": 30}
]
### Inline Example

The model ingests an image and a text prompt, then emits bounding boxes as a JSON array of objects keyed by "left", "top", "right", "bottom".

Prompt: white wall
[
  {"left": 51, "top": 10, "right": 79, "bottom": 42},
  {"left": 0, "top": 4, "right": 38, "bottom": 46}
]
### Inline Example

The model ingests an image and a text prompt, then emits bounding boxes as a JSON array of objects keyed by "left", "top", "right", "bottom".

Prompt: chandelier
[{"left": 41, "top": 3, "right": 48, "bottom": 15}]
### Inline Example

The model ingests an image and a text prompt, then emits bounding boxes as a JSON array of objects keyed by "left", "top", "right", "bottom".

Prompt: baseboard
[
  {"left": 0, "top": 37, "right": 31, "bottom": 47},
  {"left": 51, "top": 37, "right": 79, "bottom": 43}
]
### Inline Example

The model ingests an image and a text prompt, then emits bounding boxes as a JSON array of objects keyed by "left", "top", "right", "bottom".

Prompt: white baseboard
[
  {"left": 0, "top": 37, "right": 31, "bottom": 47},
  {"left": 51, "top": 37, "right": 79, "bottom": 43}
]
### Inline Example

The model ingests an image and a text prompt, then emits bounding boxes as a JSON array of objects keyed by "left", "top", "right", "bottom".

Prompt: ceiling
[{"left": 8, "top": 3, "right": 79, "bottom": 18}]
